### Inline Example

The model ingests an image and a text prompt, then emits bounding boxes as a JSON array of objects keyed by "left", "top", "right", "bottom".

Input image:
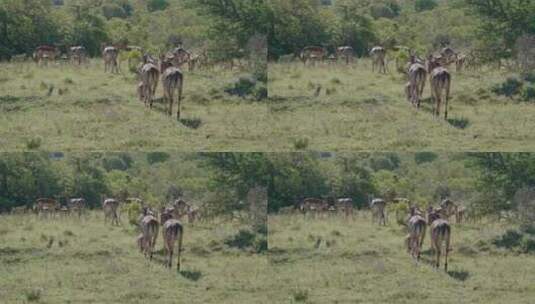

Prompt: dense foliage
[{"left": 0, "top": 0, "right": 268, "bottom": 60}]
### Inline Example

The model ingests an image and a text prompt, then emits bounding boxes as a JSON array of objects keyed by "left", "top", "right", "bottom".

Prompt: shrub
[
  {"left": 414, "top": 152, "right": 438, "bottom": 164},
  {"left": 493, "top": 229, "right": 522, "bottom": 249},
  {"left": 523, "top": 72, "right": 535, "bottom": 83},
  {"left": 147, "top": 152, "right": 170, "bottom": 165},
  {"left": 224, "top": 229, "right": 256, "bottom": 249},
  {"left": 522, "top": 85, "right": 535, "bottom": 101},
  {"left": 492, "top": 77, "right": 523, "bottom": 97},
  {"left": 415, "top": 0, "right": 437, "bottom": 12},
  {"left": 224, "top": 76, "right": 257, "bottom": 98},
  {"left": 25, "top": 137, "right": 42, "bottom": 150},
  {"left": 147, "top": 0, "right": 169, "bottom": 12},
  {"left": 24, "top": 288, "right": 42, "bottom": 302}
]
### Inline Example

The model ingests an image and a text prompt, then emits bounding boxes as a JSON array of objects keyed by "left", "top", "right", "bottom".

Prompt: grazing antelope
[
  {"left": 406, "top": 207, "right": 427, "bottom": 262},
  {"left": 427, "top": 56, "right": 452, "bottom": 119},
  {"left": 102, "top": 46, "right": 119, "bottom": 73},
  {"left": 34, "top": 46, "right": 59, "bottom": 67},
  {"left": 370, "top": 198, "right": 387, "bottom": 225},
  {"left": 140, "top": 214, "right": 159, "bottom": 260},
  {"left": 336, "top": 198, "right": 354, "bottom": 218},
  {"left": 300, "top": 46, "right": 327, "bottom": 66},
  {"left": 102, "top": 198, "right": 120, "bottom": 225},
  {"left": 139, "top": 61, "right": 160, "bottom": 108},
  {"left": 300, "top": 198, "right": 329, "bottom": 218},
  {"left": 159, "top": 55, "right": 185, "bottom": 119},
  {"left": 336, "top": 46, "right": 355, "bottom": 65},
  {"left": 68, "top": 198, "right": 86, "bottom": 218},
  {"left": 406, "top": 58, "right": 427, "bottom": 108},
  {"left": 69, "top": 46, "right": 87, "bottom": 65},
  {"left": 35, "top": 198, "right": 59, "bottom": 218},
  {"left": 370, "top": 47, "right": 387, "bottom": 74},
  {"left": 160, "top": 209, "right": 184, "bottom": 270},
  {"left": 428, "top": 209, "right": 451, "bottom": 271}
]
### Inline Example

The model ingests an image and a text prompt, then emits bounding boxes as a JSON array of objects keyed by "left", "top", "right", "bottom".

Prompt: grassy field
[
  {"left": 268, "top": 60, "right": 535, "bottom": 151},
  {"left": 0, "top": 60, "right": 270, "bottom": 151},
  {"left": 0, "top": 212, "right": 269, "bottom": 304},
  {"left": 268, "top": 212, "right": 535, "bottom": 304}
]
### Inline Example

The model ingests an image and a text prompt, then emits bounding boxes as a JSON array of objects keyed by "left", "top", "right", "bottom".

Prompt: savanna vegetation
[
  {"left": 0, "top": 0, "right": 269, "bottom": 151},
  {"left": 268, "top": 0, "right": 535, "bottom": 151},
  {"left": 0, "top": 152, "right": 269, "bottom": 303},
  {"left": 267, "top": 152, "right": 535, "bottom": 303}
]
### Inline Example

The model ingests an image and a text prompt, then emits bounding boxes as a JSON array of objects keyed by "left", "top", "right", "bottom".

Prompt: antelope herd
[
  {"left": 294, "top": 196, "right": 468, "bottom": 272},
  {"left": 296, "top": 44, "right": 473, "bottom": 120},
  {"left": 9, "top": 196, "right": 203, "bottom": 271}
]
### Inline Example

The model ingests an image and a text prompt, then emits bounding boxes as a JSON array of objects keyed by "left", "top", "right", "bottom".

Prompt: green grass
[
  {"left": 0, "top": 60, "right": 269, "bottom": 151},
  {"left": 0, "top": 212, "right": 269, "bottom": 303},
  {"left": 268, "top": 60, "right": 535, "bottom": 151},
  {"left": 268, "top": 212, "right": 535, "bottom": 303}
]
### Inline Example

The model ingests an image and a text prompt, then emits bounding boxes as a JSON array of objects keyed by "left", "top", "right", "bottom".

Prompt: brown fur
[
  {"left": 103, "top": 198, "right": 120, "bottom": 225},
  {"left": 370, "top": 47, "right": 387, "bottom": 74},
  {"left": 429, "top": 211, "right": 451, "bottom": 271},
  {"left": 163, "top": 219, "right": 184, "bottom": 270},
  {"left": 140, "top": 215, "right": 159, "bottom": 260}
]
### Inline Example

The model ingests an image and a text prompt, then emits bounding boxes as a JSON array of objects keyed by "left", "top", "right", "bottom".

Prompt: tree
[
  {"left": 147, "top": 0, "right": 169, "bottom": 12},
  {"left": 415, "top": 0, "right": 437, "bottom": 12}
]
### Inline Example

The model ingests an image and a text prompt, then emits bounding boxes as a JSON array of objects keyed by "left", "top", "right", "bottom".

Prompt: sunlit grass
[
  {"left": 267, "top": 212, "right": 535, "bottom": 303},
  {"left": 0, "top": 60, "right": 269, "bottom": 151},
  {"left": 0, "top": 212, "right": 269, "bottom": 303},
  {"left": 268, "top": 60, "right": 535, "bottom": 151}
]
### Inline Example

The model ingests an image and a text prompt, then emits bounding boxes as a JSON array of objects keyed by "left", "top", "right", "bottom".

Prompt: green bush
[
  {"left": 415, "top": 0, "right": 438, "bottom": 12},
  {"left": 147, "top": 0, "right": 169, "bottom": 12},
  {"left": 492, "top": 77, "right": 523, "bottom": 97},
  {"left": 522, "top": 85, "right": 535, "bottom": 101},
  {"left": 224, "top": 76, "right": 257, "bottom": 98}
]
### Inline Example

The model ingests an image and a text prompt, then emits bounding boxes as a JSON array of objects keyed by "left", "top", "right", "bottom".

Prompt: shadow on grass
[
  {"left": 179, "top": 270, "right": 202, "bottom": 281},
  {"left": 448, "top": 270, "right": 470, "bottom": 281},
  {"left": 447, "top": 117, "right": 470, "bottom": 129}
]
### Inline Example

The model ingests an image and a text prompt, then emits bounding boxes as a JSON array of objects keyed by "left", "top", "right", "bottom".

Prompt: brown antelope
[
  {"left": 139, "top": 60, "right": 159, "bottom": 108},
  {"left": 102, "top": 198, "right": 120, "bottom": 225},
  {"left": 69, "top": 46, "right": 87, "bottom": 65},
  {"left": 370, "top": 47, "right": 387, "bottom": 74},
  {"left": 186, "top": 204, "right": 200, "bottom": 224},
  {"left": 171, "top": 47, "right": 192, "bottom": 68},
  {"left": 299, "top": 198, "right": 329, "bottom": 218},
  {"left": 300, "top": 46, "right": 327, "bottom": 66},
  {"left": 187, "top": 54, "right": 200, "bottom": 71},
  {"left": 159, "top": 55, "right": 184, "bottom": 119},
  {"left": 35, "top": 198, "right": 59, "bottom": 218},
  {"left": 440, "top": 199, "right": 458, "bottom": 221},
  {"left": 428, "top": 209, "right": 451, "bottom": 271},
  {"left": 160, "top": 208, "right": 184, "bottom": 270},
  {"left": 336, "top": 46, "right": 355, "bottom": 65},
  {"left": 68, "top": 198, "right": 86, "bottom": 218},
  {"left": 34, "top": 46, "right": 59, "bottom": 67},
  {"left": 427, "top": 56, "right": 452, "bottom": 119},
  {"left": 336, "top": 198, "right": 354, "bottom": 218},
  {"left": 456, "top": 205, "right": 466, "bottom": 224},
  {"left": 455, "top": 53, "right": 466, "bottom": 72},
  {"left": 406, "top": 57, "right": 427, "bottom": 108},
  {"left": 406, "top": 207, "right": 427, "bottom": 262},
  {"left": 140, "top": 214, "right": 159, "bottom": 260},
  {"left": 102, "top": 46, "right": 119, "bottom": 73},
  {"left": 370, "top": 198, "right": 387, "bottom": 225},
  {"left": 440, "top": 47, "right": 457, "bottom": 66}
]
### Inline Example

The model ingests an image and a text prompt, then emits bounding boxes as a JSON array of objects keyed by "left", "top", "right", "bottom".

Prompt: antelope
[
  {"left": 10, "top": 206, "right": 28, "bottom": 215},
  {"left": 186, "top": 204, "right": 200, "bottom": 224},
  {"left": 102, "top": 198, "right": 120, "bottom": 225},
  {"left": 159, "top": 55, "right": 184, "bottom": 119},
  {"left": 440, "top": 199, "right": 458, "bottom": 221},
  {"left": 102, "top": 46, "right": 119, "bottom": 73},
  {"left": 428, "top": 209, "right": 451, "bottom": 271},
  {"left": 370, "top": 198, "right": 387, "bottom": 225},
  {"left": 370, "top": 47, "right": 387, "bottom": 74},
  {"left": 336, "top": 46, "right": 355, "bottom": 65},
  {"left": 68, "top": 198, "right": 86, "bottom": 218},
  {"left": 406, "top": 207, "right": 427, "bottom": 262},
  {"left": 188, "top": 54, "right": 200, "bottom": 71},
  {"left": 455, "top": 53, "right": 466, "bottom": 72},
  {"left": 69, "top": 46, "right": 87, "bottom": 65},
  {"left": 34, "top": 46, "right": 59, "bottom": 67},
  {"left": 427, "top": 56, "right": 452, "bottom": 119},
  {"left": 456, "top": 205, "right": 466, "bottom": 224},
  {"left": 35, "top": 198, "right": 59, "bottom": 218},
  {"left": 440, "top": 47, "right": 457, "bottom": 66},
  {"left": 160, "top": 208, "right": 184, "bottom": 270},
  {"left": 406, "top": 56, "right": 427, "bottom": 108},
  {"left": 139, "top": 58, "right": 160, "bottom": 108},
  {"left": 299, "top": 198, "right": 329, "bottom": 218},
  {"left": 336, "top": 198, "right": 354, "bottom": 218},
  {"left": 300, "top": 46, "right": 327, "bottom": 66},
  {"left": 171, "top": 47, "right": 192, "bottom": 68},
  {"left": 140, "top": 214, "right": 159, "bottom": 260}
]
